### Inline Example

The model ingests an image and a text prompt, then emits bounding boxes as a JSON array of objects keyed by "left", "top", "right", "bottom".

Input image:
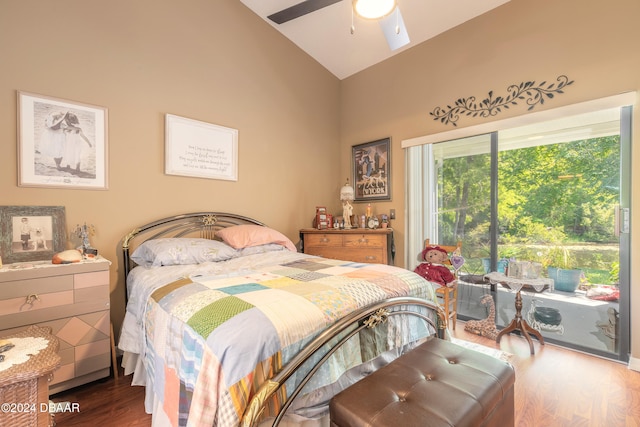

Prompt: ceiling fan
[{"left": 267, "top": 0, "right": 410, "bottom": 51}]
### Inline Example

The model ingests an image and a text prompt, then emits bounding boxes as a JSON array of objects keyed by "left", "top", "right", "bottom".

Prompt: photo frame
[
  {"left": 165, "top": 114, "right": 238, "bottom": 181},
  {"left": 0, "top": 206, "right": 66, "bottom": 264},
  {"left": 352, "top": 137, "right": 391, "bottom": 201},
  {"left": 17, "top": 91, "right": 109, "bottom": 190}
]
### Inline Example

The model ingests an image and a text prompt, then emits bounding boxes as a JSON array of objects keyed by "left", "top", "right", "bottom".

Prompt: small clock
[{"left": 368, "top": 217, "right": 379, "bottom": 229}]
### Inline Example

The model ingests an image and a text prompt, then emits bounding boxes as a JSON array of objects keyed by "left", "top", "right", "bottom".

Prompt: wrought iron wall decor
[{"left": 429, "top": 75, "right": 574, "bottom": 127}]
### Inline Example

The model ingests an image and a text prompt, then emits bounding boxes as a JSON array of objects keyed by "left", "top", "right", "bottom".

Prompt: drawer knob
[
  {"left": 365, "top": 256, "right": 376, "bottom": 260},
  {"left": 21, "top": 293, "right": 41, "bottom": 311},
  {"left": 359, "top": 238, "right": 368, "bottom": 243},
  {"left": 25, "top": 293, "right": 40, "bottom": 305},
  {"left": 320, "top": 237, "right": 329, "bottom": 243}
]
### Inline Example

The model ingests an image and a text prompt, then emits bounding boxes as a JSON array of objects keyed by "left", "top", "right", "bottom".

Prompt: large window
[{"left": 404, "top": 96, "right": 632, "bottom": 361}]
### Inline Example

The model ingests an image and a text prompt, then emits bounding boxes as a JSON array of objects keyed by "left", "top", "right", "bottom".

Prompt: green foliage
[
  {"left": 540, "top": 246, "right": 576, "bottom": 269},
  {"left": 497, "top": 136, "right": 619, "bottom": 244},
  {"left": 609, "top": 261, "right": 620, "bottom": 284},
  {"left": 437, "top": 135, "right": 620, "bottom": 285},
  {"left": 438, "top": 136, "right": 619, "bottom": 246}
]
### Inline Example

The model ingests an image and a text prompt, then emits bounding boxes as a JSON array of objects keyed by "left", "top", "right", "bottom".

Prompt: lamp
[
  {"left": 353, "top": 0, "right": 397, "bottom": 20},
  {"left": 340, "top": 179, "right": 355, "bottom": 229}
]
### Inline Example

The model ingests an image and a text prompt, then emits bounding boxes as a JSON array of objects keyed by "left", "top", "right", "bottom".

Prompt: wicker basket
[{"left": 0, "top": 325, "right": 60, "bottom": 427}]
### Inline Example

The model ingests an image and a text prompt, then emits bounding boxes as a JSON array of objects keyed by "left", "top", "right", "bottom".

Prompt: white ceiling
[{"left": 240, "top": 0, "right": 511, "bottom": 80}]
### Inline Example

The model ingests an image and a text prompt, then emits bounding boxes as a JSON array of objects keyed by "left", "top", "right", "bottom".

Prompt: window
[{"left": 404, "top": 94, "right": 633, "bottom": 361}]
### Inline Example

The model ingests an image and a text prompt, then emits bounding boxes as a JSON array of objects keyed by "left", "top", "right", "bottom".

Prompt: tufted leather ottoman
[{"left": 329, "top": 337, "right": 515, "bottom": 427}]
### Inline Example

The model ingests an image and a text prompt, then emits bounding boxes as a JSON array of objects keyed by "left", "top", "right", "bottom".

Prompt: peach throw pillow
[{"left": 216, "top": 225, "right": 297, "bottom": 252}]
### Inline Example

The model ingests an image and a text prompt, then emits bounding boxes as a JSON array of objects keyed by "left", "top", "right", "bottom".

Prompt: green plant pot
[
  {"left": 548, "top": 267, "right": 582, "bottom": 292},
  {"left": 481, "top": 258, "right": 508, "bottom": 274},
  {"left": 497, "top": 259, "right": 508, "bottom": 274}
]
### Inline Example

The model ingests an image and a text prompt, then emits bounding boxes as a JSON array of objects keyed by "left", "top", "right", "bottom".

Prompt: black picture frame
[
  {"left": 0, "top": 205, "right": 66, "bottom": 264},
  {"left": 352, "top": 137, "right": 391, "bottom": 202}
]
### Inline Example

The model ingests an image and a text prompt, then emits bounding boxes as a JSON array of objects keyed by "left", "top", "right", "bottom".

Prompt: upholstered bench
[{"left": 329, "top": 337, "right": 515, "bottom": 427}]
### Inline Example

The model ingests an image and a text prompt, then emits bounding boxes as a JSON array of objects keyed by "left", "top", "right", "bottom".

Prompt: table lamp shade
[{"left": 340, "top": 180, "right": 354, "bottom": 201}]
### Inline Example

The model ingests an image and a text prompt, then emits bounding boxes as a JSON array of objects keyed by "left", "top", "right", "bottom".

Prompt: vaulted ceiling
[{"left": 240, "top": 0, "right": 511, "bottom": 79}]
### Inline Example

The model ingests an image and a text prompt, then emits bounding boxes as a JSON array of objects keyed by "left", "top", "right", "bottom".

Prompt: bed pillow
[
  {"left": 131, "top": 238, "right": 238, "bottom": 266},
  {"left": 216, "top": 224, "right": 297, "bottom": 252},
  {"left": 237, "top": 243, "right": 289, "bottom": 257}
]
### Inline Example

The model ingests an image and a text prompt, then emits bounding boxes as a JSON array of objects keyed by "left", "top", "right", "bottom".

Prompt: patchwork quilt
[{"left": 141, "top": 255, "right": 438, "bottom": 426}]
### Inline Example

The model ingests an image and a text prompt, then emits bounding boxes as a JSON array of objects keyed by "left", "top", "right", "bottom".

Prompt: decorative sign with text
[{"left": 165, "top": 114, "right": 238, "bottom": 181}]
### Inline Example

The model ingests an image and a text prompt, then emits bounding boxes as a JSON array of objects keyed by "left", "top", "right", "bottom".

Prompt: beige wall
[
  {"left": 341, "top": 0, "right": 640, "bottom": 360},
  {"left": 0, "top": 0, "right": 341, "bottom": 336}
]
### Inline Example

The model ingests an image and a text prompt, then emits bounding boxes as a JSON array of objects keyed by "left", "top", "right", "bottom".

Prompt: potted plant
[
  {"left": 542, "top": 246, "right": 583, "bottom": 292},
  {"left": 481, "top": 245, "right": 519, "bottom": 274}
]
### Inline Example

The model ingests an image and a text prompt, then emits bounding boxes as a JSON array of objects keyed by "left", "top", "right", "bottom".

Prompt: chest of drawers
[
  {"left": 0, "top": 258, "right": 111, "bottom": 393},
  {"left": 300, "top": 228, "right": 394, "bottom": 265}
]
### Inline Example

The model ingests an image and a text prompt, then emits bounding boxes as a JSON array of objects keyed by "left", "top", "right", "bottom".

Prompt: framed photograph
[
  {"left": 352, "top": 137, "right": 391, "bottom": 201},
  {"left": 165, "top": 114, "right": 238, "bottom": 181},
  {"left": 0, "top": 206, "right": 66, "bottom": 264},
  {"left": 17, "top": 91, "right": 108, "bottom": 190}
]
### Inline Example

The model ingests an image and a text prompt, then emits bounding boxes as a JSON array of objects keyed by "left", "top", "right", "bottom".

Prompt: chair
[{"left": 423, "top": 239, "right": 463, "bottom": 330}]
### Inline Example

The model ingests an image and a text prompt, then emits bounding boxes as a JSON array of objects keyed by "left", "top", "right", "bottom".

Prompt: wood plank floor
[{"left": 52, "top": 322, "right": 640, "bottom": 426}]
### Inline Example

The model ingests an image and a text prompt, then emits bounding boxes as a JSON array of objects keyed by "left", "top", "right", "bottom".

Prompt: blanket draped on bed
[{"left": 142, "top": 256, "right": 437, "bottom": 427}]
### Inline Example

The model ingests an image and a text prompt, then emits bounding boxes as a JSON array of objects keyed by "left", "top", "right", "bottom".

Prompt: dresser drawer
[
  {"left": 0, "top": 270, "right": 110, "bottom": 328},
  {"left": 0, "top": 274, "right": 73, "bottom": 298},
  {"left": 304, "top": 233, "right": 343, "bottom": 247},
  {"left": 304, "top": 247, "right": 344, "bottom": 260},
  {"left": 1, "top": 309, "right": 111, "bottom": 393},
  {"left": 0, "top": 289, "right": 75, "bottom": 317},
  {"left": 343, "top": 233, "right": 385, "bottom": 248},
  {"left": 341, "top": 248, "right": 386, "bottom": 263}
]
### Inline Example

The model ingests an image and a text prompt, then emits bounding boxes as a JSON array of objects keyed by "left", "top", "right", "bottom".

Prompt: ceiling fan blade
[
  {"left": 379, "top": 7, "right": 410, "bottom": 51},
  {"left": 268, "top": 0, "right": 343, "bottom": 25}
]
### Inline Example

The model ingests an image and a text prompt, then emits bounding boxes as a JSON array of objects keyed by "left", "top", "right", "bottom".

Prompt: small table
[
  {"left": 484, "top": 273, "right": 553, "bottom": 354},
  {"left": 0, "top": 325, "right": 61, "bottom": 427}
]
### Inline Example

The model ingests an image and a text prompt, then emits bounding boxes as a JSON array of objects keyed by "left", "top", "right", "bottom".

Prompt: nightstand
[
  {"left": 0, "top": 325, "right": 60, "bottom": 427},
  {"left": 0, "top": 258, "right": 111, "bottom": 393},
  {"left": 300, "top": 228, "right": 394, "bottom": 265}
]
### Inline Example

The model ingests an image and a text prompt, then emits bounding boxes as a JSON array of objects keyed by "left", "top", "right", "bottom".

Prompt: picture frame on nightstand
[{"left": 0, "top": 205, "right": 66, "bottom": 264}]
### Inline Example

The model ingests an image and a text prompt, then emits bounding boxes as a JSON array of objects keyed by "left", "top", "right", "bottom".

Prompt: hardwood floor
[
  {"left": 451, "top": 325, "right": 640, "bottom": 427},
  {"left": 51, "top": 323, "right": 640, "bottom": 427},
  {"left": 50, "top": 369, "right": 151, "bottom": 427}
]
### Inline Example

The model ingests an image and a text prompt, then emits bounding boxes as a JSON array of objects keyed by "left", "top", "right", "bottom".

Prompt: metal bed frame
[{"left": 120, "top": 212, "right": 446, "bottom": 426}]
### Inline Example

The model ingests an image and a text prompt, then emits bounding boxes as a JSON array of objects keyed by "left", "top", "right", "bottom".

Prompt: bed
[{"left": 117, "top": 212, "right": 446, "bottom": 427}]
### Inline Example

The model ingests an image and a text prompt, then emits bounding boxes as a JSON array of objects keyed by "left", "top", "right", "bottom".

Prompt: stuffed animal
[
  {"left": 464, "top": 294, "right": 499, "bottom": 339},
  {"left": 413, "top": 245, "right": 455, "bottom": 286}
]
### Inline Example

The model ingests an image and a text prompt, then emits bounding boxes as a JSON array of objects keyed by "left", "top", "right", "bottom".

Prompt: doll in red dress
[{"left": 414, "top": 245, "right": 455, "bottom": 287}]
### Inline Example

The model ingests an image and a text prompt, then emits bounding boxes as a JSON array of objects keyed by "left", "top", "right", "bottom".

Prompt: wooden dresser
[
  {"left": 300, "top": 228, "right": 394, "bottom": 265},
  {"left": 0, "top": 258, "right": 111, "bottom": 393}
]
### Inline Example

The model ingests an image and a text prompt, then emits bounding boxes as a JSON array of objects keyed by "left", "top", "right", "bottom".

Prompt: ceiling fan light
[{"left": 353, "top": 0, "right": 397, "bottom": 20}]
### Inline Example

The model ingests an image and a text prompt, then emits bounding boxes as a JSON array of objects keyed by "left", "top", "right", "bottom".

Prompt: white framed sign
[{"left": 165, "top": 114, "right": 238, "bottom": 181}]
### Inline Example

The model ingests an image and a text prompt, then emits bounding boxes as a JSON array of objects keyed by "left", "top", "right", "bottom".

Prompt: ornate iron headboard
[{"left": 121, "top": 212, "right": 265, "bottom": 283}]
